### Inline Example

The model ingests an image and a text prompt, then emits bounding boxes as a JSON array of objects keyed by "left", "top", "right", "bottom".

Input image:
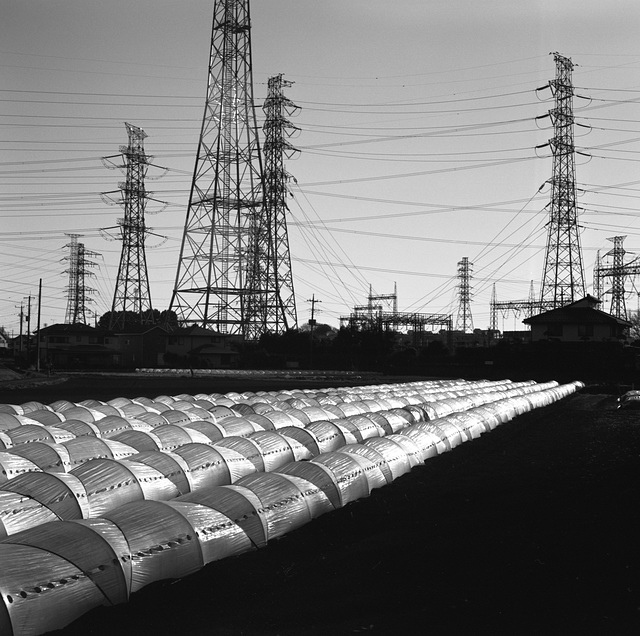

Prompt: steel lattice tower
[
  {"left": 540, "top": 53, "right": 585, "bottom": 307},
  {"left": 594, "top": 236, "right": 640, "bottom": 320},
  {"left": 604, "top": 236, "right": 628, "bottom": 319},
  {"left": 456, "top": 257, "right": 474, "bottom": 333},
  {"left": 244, "top": 73, "right": 299, "bottom": 338},
  {"left": 170, "top": 0, "right": 265, "bottom": 336},
  {"left": 104, "top": 123, "right": 154, "bottom": 330},
  {"left": 63, "top": 234, "right": 99, "bottom": 325}
]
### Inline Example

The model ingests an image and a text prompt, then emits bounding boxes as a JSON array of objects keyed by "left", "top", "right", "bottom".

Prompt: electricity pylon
[
  {"left": 539, "top": 52, "right": 585, "bottom": 307},
  {"left": 63, "top": 234, "right": 99, "bottom": 325},
  {"left": 103, "top": 123, "right": 155, "bottom": 330},
  {"left": 244, "top": 73, "right": 299, "bottom": 338},
  {"left": 456, "top": 257, "right": 474, "bottom": 333},
  {"left": 594, "top": 236, "right": 640, "bottom": 320},
  {"left": 170, "top": 0, "right": 266, "bottom": 337}
]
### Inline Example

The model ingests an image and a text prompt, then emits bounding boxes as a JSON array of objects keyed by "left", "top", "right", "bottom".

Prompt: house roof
[
  {"left": 39, "top": 323, "right": 97, "bottom": 334},
  {"left": 168, "top": 325, "right": 227, "bottom": 337},
  {"left": 523, "top": 297, "right": 631, "bottom": 327}
]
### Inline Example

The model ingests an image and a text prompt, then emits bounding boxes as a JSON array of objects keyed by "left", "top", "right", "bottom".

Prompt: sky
[{"left": 2, "top": 0, "right": 640, "bottom": 336}]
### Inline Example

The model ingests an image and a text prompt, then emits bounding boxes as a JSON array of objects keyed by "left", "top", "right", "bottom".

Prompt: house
[
  {"left": 522, "top": 296, "right": 631, "bottom": 342},
  {"left": 38, "top": 323, "right": 118, "bottom": 368},
  {"left": 164, "top": 325, "right": 240, "bottom": 368},
  {"left": 36, "top": 322, "right": 241, "bottom": 370}
]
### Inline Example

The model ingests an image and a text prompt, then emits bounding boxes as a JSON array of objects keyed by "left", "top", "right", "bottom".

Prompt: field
[{"left": 1, "top": 375, "right": 638, "bottom": 635}]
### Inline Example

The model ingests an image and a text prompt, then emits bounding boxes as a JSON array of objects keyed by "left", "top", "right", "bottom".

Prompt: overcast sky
[{"left": 2, "top": 0, "right": 640, "bottom": 335}]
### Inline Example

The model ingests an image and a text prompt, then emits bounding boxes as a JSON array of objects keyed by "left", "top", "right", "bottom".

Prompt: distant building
[
  {"left": 523, "top": 295, "right": 631, "bottom": 343},
  {"left": 38, "top": 323, "right": 240, "bottom": 369},
  {"left": 38, "top": 323, "right": 117, "bottom": 368}
]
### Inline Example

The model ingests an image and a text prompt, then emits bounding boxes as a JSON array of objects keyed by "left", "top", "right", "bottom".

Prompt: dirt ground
[{"left": 6, "top": 380, "right": 636, "bottom": 635}]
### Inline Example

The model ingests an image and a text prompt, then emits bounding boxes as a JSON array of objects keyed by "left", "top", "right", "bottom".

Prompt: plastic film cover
[
  {"left": 62, "top": 437, "right": 113, "bottom": 470},
  {"left": 52, "top": 418, "right": 100, "bottom": 439},
  {"left": 363, "top": 437, "right": 413, "bottom": 480},
  {"left": 244, "top": 413, "right": 276, "bottom": 431},
  {"left": 59, "top": 405, "right": 101, "bottom": 423},
  {"left": 398, "top": 427, "right": 443, "bottom": 461},
  {"left": 100, "top": 439, "right": 137, "bottom": 461},
  {"left": 212, "top": 446, "right": 257, "bottom": 483},
  {"left": 338, "top": 444, "right": 393, "bottom": 484},
  {"left": 278, "top": 462, "right": 342, "bottom": 519},
  {"left": 161, "top": 409, "right": 192, "bottom": 426},
  {"left": 8, "top": 442, "right": 66, "bottom": 473},
  {"left": 71, "top": 458, "right": 143, "bottom": 517},
  {"left": 2, "top": 472, "right": 84, "bottom": 522},
  {"left": 311, "top": 452, "right": 370, "bottom": 506},
  {"left": 338, "top": 450, "right": 389, "bottom": 491},
  {"left": 300, "top": 406, "right": 339, "bottom": 422},
  {"left": 184, "top": 420, "right": 226, "bottom": 444},
  {"left": 384, "top": 434, "right": 423, "bottom": 468},
  {"left": 180, "top": 405, "right": 212, "bottom": 422},
  {"left": 218, "top": 417, "right": 259, "bottom": 438},
  {"left": 0, "top": 490, "right": 59, "bottom": 538},
  {"left": 172, "top": 444, "right": 232, "bottom": 491},
  {"left": 305, "top": 421, "right": 347, "bottom": 453},
  {"left": 5, "top": 424, "right": 54, "bottom": 447},
  {"left": 247, "top": 431, "right": 296, "bottom": 472},
  {"left": 74, "top": 517, "right": 133, "bottom": 597},
  {"left": 103, "top": 500, "right": 201, "bottom": 593},
  {"left": 282, "top": 408, "right": 310, "bottom": 425},
  {"left": 0, "top": 453, "right": 40, "bottom": 483},
  {"left": 215, "top": 437, "right": 265, "bottom": 472},
  {"left": 235, "top": 472, "right": 312, "bottom": 541},
  {"left": 178, "top": 485, "right": 267, "bottom": 548},
  {"left": 420, "top": 419, "right": 463, "bottom": 448},
  {"left": 52, "top": 472, "right": 90, "bottom": 519},
  {"left": 4, "top": 519, "right": 127, "bottom": 607},
  {"left": 166, "top": 501, "right": 253, "bottom": 565},
  {"left": 0, "top": 542, "right": 111, "bottom": 636},
  {"left": 110, "top": 430, "right": 161, "bottom": 452},
  {"left": 207, "top": 405, "right": 239, "bottom": 423},
  {"left": 136, "top": 411, "right": 168, "bottom": 428},
  {"left": 343, "top": 415, "right": 384, "bottom": 442},
  {"left": 93, "top": 416, "right": 132, "bottom": 438},
  {"left": 21, "top": 410, "right": 63, "bottom": 426},
  {"left": 410, "top": 421, "right": 452, "bottom": 453},
  {"left": 0, "top": 414, "right": 22, "bottom": 432},
  {"left": 120, "top": 459, "right": 181, "bottom": 502},
  {"left": 469, "top": 406, "right": 501, "bottom": 431},
  {"left": 278, "top": 427, "right": 320, "bottom": 460},
  {"left": 126, "top": 450, "right": 191, "bottom": 495},
  {"left": 150, "top": 424, "right": 193, "bottom": 451}
]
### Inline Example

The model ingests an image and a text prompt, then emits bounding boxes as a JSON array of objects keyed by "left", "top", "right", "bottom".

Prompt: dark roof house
[{"left": 523, "top": 295, "right": 631, "bottom": 342}]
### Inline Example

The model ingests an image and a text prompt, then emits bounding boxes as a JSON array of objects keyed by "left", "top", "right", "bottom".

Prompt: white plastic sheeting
[{"left": 0, "top": 378, "right": 585, "bottom": 635}]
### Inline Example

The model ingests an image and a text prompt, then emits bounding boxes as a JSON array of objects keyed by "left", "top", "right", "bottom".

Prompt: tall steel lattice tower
[
  {"left": 244, "top": 73, "right": 299, "bottom": 338},
  {"left": 456, "top": 257, "right": 474, "bottom": 332},
  {"left": 539, "top": 52, "right": 585, "bottom": 307},
  {"left": 170, "top": 0, "right": 266, "bottom": 336},
  {"left": 63, "top": 234, "right": 99, "bottom": 325},
  {"left": 104, "top": 123, "right": 154, "bottom": 330}
]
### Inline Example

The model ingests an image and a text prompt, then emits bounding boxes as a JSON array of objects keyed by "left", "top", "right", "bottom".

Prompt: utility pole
[
  {"left": 25, "top": 295, "right": 31, "bottom": 362},
  {"left": 17, "top": 305, "right": 24, "bottom": 354},
  {"left": 36, "top": 279, "right": 42, "bottom": 372},
  {"left": 307, "top": 294, "right": 321, "bottom": 367}
]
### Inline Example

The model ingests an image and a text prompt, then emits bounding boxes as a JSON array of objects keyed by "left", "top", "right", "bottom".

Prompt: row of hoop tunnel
[{"left": 0, "top": 378, "right": 583, "bottom": 635}]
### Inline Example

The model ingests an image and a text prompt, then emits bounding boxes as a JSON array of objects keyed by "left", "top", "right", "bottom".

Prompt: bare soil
[{"left": 19, "top": 383, "right": 640, "bottom": 636}]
